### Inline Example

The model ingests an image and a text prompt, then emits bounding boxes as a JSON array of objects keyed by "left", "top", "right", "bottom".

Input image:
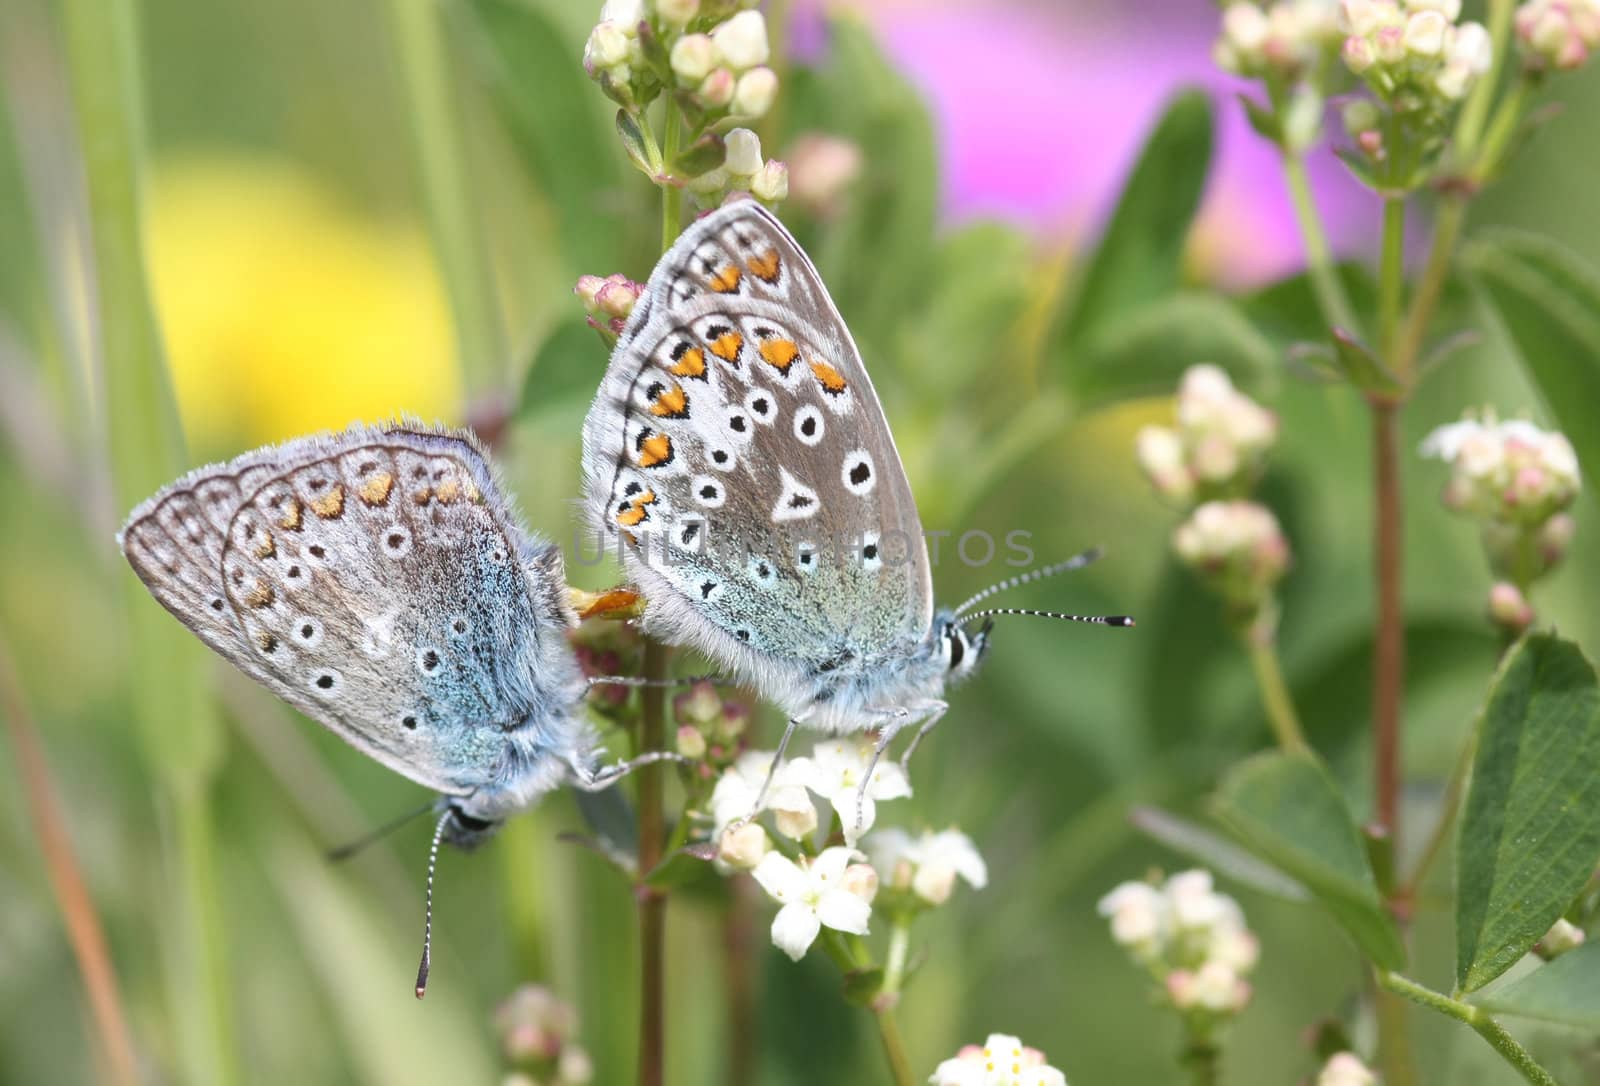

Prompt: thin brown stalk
[
  {"left": 0, "top": 632, "right": 140, "bottom": 1086},
  {"left": 1371, "top": 401, "right": 1405, "bottom": 841},
  {"left": 722, "top": 875, "right": 758, "bottom": 1086},
  {"left": 636, "top": 638, "right": 670, "bottom": 1086}
]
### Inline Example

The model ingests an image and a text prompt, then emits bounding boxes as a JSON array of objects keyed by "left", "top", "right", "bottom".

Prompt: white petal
[
  {"left": 808, "top": 738, "right": 855, "bottom": 781},
  {"left": 834, "top": 791, "right": 876, "bottom": 845},
  {"left": 1025, "top": 1069, "right": 1068, "bottom": 1086},
  {"left": 864, "top": 828, "right": 914, "bottom": 873},
  {"left": 929, "top": 1057, "right": 986, "bottom": 1086},
  {"left": 866, "top": 759, "right": 912, "bottom": 800},
  {"left": 928, "top": 830, "right": 987, "bottom": 888},
  {"left": 770, "top": 902, "right": 821, "bottom": 961},
  {"left": 751, "top": 852, "right": 808, "bottom": 902},
  {"left": 811, "top": 846, "right": 863, "bottom": 884},
  {"left": 815, "top": 889, "right": 871, "bottom": 935}
]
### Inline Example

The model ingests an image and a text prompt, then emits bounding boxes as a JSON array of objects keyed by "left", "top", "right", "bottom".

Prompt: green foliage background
[{"left": 2, "top": 0, "right": 1600, "bottom": 1083}]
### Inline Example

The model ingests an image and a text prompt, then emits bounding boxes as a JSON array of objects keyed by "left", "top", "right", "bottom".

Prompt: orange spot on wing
[
  {"left": 616, "top": 489, "right": 656, "bottom": 527},
  {"left": 358, "top": 471, "right": 394, "bottom": 506},
  {"left": 649, "top": 382, "right": 689, "bottom": 418},
  {"left": 747, "top": 249, "right": 781, "bottom": 283},
  {"left": 710, "top": 330, "right": 743, "bottom": 363},
  {"left": 433, "top": 479, "right": 462, "bottom": 504},
  {"left": 670, "top": 346, "right": 706, "bottom": 379},
  {"left": 277, "top": 498, "right": 303, "bottom": 531},
  {"left": 244, "top": 581, "right": 275, "bottom": 609},
  {"left": 309, "top": 484, "right": 345, "bottom": 519},
  {"left": 253, "top": 532, "right": 276, "bottom": 560},
  {"left": 811, "top": 360, "right": 848, "bottom": 394},
  {"left": 759, "top": 338, "right": 800, "bottom": 374},
  {"left": 637, "top": 433, "right": 673, "bottom": 468},
  {"left": 710, "top": 265, "right": 742, "bottom": 293}
]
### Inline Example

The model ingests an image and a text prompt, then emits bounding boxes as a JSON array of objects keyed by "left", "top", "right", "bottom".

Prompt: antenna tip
[
  {"left": 415, "top": 958, "right": 430, "bottom": 999},
  {"left": 1110, "top": 616, "right": 1136, "bottom": 627},
  {"left": 415, "top": 984, "right": 427, "bottom": 1000}
]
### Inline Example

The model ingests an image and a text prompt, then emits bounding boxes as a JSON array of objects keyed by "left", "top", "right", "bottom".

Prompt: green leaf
[
  {"left": 1053, "top": 90, "right": 1213, "bottom": 354},
  {"left": 615, "top": 108, "right": 662, "bottom": 177},
  {"left": 1471, "top": 941, "right": 1600, "bottom": 1029},
  {"left": 1212, "top": 750, "right": 1406, "bottom": 970},
  {"left": 641, "top": 847, "right": 716, "bottom": 890},
  {"left": 1069, "top": 292, "right": 1277, "bottom": 409},
  {"left": 518, "top": 316, "right": 611, "bottom": 429},
  {"left": 1130, "top": 807, "right": 1311, "bottom": 902},
  {"left": 1329, "top": 327, "right": 1403, "bottom": 396},
  {"left": 1466, "top": 230, "right": 1600, "bottom": 482},
  {"left": 841, "top": 966, "right": 885, "bottom": 1006},
  {"left": 458, "top": 0, "right": 624, "bottom": 269},
  {"left": 1455, "top": 634, "right": 1600, "bottom": 994}
]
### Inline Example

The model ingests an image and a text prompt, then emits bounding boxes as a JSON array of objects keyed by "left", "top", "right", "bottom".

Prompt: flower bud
[
  {"left": 654, "top": 0, "right": 699, "bottom": 27},
  {"left": 1173, "top": 501, "right": 1291, "bottom": 605},
  {"left": 911, "top": 863, "right": 958, "bottom": 906},
  {"left": 1136, "top": 425, "right": 1195, "bottom": 504},
  {"left": 717, "top": 821, "right": 769, "bottom": 869},
  {"left": 1318, "top": 1052, "right": 1378, "bottom": 1086},
  {"left": 772, "top": 797, "right": 818, "bottom": 840},
  {"left": 1539, "top": 512, "right": 1576, "bottom": 565},
  {"left": 558, "top": 1045, "right": 595, "bottom": 1085},
  {"left": 1343, "top": 33, "right": 1379, "bottom": 71},
  {"left": 1342, "top": 96, "right": 1382, "bottom": 137},
  {"left": 583, "top": 21, "right": 632, "bottom": 74},
  {"left": 600, "top": 0, "right": 644, "bottom": 24},
  {"left": 573, "top": 274, "right": 607, "bottom": 309},
  {"left": 675, "top": 724, "right": 707, "bottom": 760},
  {"left": 750, "top": 159, "right": 788, "bottom": 202},
  {"left": 713, "top": 699, "right": 749, "bottom": 742},
  {"left": 495, "top": 984, "right": 577, "bottom": 1063},
  {"left": 673, "top": 679, "right": 723, "bottom": 725},
  {"left": 710, "top": 10, "right": 770, "bottom": 69},
  {"left": 1409, "top": 0, "right": 1462, "bottom": 19},
  {"left": 1375, "top": 23, "right": 1406, "bottom": 62},
  {"left": 731, "top": 66, "right": 779, "bottom": 118},
  {"left": 1098, "top": 881, "right": 1166, "bottom": 951},
  {"left": 842, "top": 863, "right": 880, "bottom": 904},
  {"left": 1537, "top": 917, "right": 1586, "bottom": 958},
  {"left": 594, "top": 275, "right": 642, "bottom": 319},
  {"left": 670, "top": 33, "right": 717, "bottom": 84},
  {"left": 724, "top": 127, "right": 763, "bottom": 176},
  {"left": 696, "top": 68, "right": 736, "bottom": 109},
  {"left": 785, "top": 133, "right": 862, "bottom": 219}
]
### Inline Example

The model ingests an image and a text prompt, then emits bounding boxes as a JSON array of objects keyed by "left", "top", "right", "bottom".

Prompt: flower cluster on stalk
[
  {"left": 1099, "top": 870, "right": 1260, "bottom": 1026},
  {"left": 929, "top": 1033, "right": 1068, "bottom": 1086},
  {"left": 1137, "top": 365, "right": 1291, "bottom": 634},
  {"left": 1420, "top": 411, "right": 1580, "bottom": 633},
  {"left": 495, "top": 985, "right": 594, "bottom": 1086},
  {"left": 1316, "top": 1051, "right": 1379, "bottom": 1086},
  {"left": 1514, "top": 0, "right": 1600, "bottom": 71}
]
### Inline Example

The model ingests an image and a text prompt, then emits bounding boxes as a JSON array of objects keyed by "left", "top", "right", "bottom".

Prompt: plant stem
[
  {"left": 1371, "top": 401, "right": 1405, "bottom": 843},
  {"left": 1380, "top": 973, "right": 1559, "bottom": 1086},
  {"left": 1401, "top": 728, "right": 1477, "bottom": 903},
  {"left": 1180, "top": 1034, "right": 1220, "bottom": 1086},
  {"left": 882, "top": 919, "right": 912, "bottom": 996},
  {"left": 635, "top": 638, "right": 670, "bottom": 1086},
  {"left": 661, "top": 99, "right": 683, "bottom": 252},
  {"left": 873, "top": 1005, "right": 916, "bottom": 1086},
  {"left": 387, "top": 0, "right": 505, "bottom": 392},
  {"left": 1454, "top": 0, "right": 1516, "bottom": 157},
  {"left": 1470, "top": 77, "right": 1531, "bottom": 186},
  {"left": 0, "top": 633, "right": 140, "bottom": 1086},
  {"left": 1390, "top": 197, "right": 1466, "bottom": 383},
  {"left": 721, "top": 876, "right": 758, "bottom": 1086},
  {"left": 1281, "top": 151, "right": 1358, "bottom": 333},
  {"left": 1375, "top": 982, "right": 1421, "bottom": 1086},
  {"left": 1378, "top": 198, "right": 1407, "bottom": 356},
  {"left": 1245, "top": 633, "right": 1309, "bottom": 750}
]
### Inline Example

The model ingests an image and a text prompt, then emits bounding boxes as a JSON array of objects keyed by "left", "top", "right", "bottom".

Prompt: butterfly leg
[
  {"left": 895, "top": 700, "right": 949, "bottom": 776},
  {"left": 586, "top": 674, "right": 737, "bottom": 690},
  {"left": 851, "top": 707, "right": 916, "bottom": 839},
  {"left": 570, "top": 749, "right": 692, "bottom": 791},
  {"left": 729, "top": 717, "right": 802, "bottom": 832}
]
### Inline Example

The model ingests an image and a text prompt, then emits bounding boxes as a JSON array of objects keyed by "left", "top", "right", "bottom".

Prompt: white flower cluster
[
  {"left": 688, "top": 128, "right": 788, "bottom": 207},
  {"left": 1137, "top": 364, "right": 1278, "bottom": 506},
  {"left": 495, "top": 985, "right": 594, "bottom": 1086},
  {"left": 1215, "top": 0, "right": 1344, "bottom": 79},
  {"left": 1340, "top": 0, "right": 1493, "bottom": 103},
  {"left": 1172, "top": 500, "right": 1291, "bottom": 603},
  {"left": 708, "top": 738, "right": 990, "bottom": 961},
  {"left": 1317, "top": 1051, "right": 1379, "bottom": 1086},
  {"left": 1098, "top": 870, "right": 1259, "bottom": 1017},
  {"left": 670, "top": 10, "right": 778, "bottom": 117},
  {"left": 1422, "top": 412, "right": 1580, "bottom": 632},
  {"left": 929, "top": 1033, "right": 1068, "bottom": 1086},
  {"left": 1515, "top": 0, "right": 1600, "bottom": 70},
  {"left": 583, "top": 0, "right": 651, "bottom": 107}
]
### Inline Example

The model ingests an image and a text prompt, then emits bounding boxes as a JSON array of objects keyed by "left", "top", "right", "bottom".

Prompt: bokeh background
[{"left": 3, "top": 0, "right": 1599, "bottom": 1082}]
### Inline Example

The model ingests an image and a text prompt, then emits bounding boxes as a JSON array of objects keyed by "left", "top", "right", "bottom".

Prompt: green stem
[
  {"left": 60, "top": 1, "right": 233, "bottom": 1081},
  {"left": 1281, "top": 151, "right": 1358, "bottom": 334},
  {"left": 881, "top": 919, "right": 912, "bottom": 996},
  {"left": 1401, "top": 728, "right": 1477, "bottom": 903},
  {"left": 1454, "top": 0, "right": 1516, "bottom": 157},
  {"left": 1379, "top": 973, "right": 1560, "bottom": 1086},
  {"left": 1378, "top": 198, "right": 1407, "bottom": 358},
  {"left": 1471, "top": 78, "right": 1532, "bottom": 186},
  {"left": 386, "top": 0, "right": 505, "bottom": 393},
  {"left": 1180, "top": 1034, "right": 1220, "bottom": 1086},
  {"left": 1371, "top": 401, "right": 1405, "bottom": 842},
  {"left": 1375, "top": 983, "right": 1421, "bottom": 1086},
  {"left": 873, "top": 1006, "right": 916, "bottom": 1086},
  {"left": 1391, "top": 198, "right": 1466, "bottom": 383},
  {"left": 635, "top": 638, "right": 670, "bottom": 1086},
  {"left": 1245, "top": 633, "right": 1309, "bottom": 751},
  {"left": 660, "top": 99, "right": 684, "bottom": 251}
]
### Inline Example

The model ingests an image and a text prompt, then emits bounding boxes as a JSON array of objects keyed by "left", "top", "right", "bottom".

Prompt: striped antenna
[
  {"left": 960, "top": 607, "right": 1135, "bottom": 627},
  {"left": 414, "top": 809, "right": 451, "bottom": 999},
  {"left": 951, "top": 548, "right": 1104, "bottom": 618}
]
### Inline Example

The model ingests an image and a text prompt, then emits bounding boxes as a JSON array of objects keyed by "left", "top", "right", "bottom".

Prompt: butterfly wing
[
  {"left": 119, "top": 423, "right": 580, "bottom": 796},
  {"left": 582, "top": 201, "right": 933, "bottom": 684}
]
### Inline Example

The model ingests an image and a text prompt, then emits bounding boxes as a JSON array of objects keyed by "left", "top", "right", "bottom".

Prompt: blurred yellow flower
[{"left": 146, "top": 155, "right": 460, "bottom": 452}]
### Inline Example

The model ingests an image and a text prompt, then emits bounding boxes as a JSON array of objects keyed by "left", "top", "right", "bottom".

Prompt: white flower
[
  {"left": 723, "top": 127, "right": 764, "bottom": 176},
  {"left": 669, "top": 34, "right": 717, "bottom": 84},
  {"left": 752, "top": 847, "right": 871, "bottom": 960},
  {"left": 600, "top": 0, "right": 643, "bottom": 25},
  {"left": 1171, "top": 501, "right": 1291, "bottom": 600},
  {"left": 732, "top": 66, "right": 779, "bottom": 117},
  {"left": 717, "top": 821, "right": 770, "bottom": 870},
  {"left": 1539, "top": 917, "right": 1587, "bottom": 958},
  {"left": 1166, "top": 869, "right": 1241, "bottom": 931},
  {"left": 750, "top": 159, "right": 789, "bottom": 203},
  {"left": 1450, "top": 20, "right": 1494, "bottom": 71},
  {"left": 790, "top": 736, "right": 913, "bottom": 844},
  {"left": 1403, "top": 9, "right": 1448, "bottom": 55},
  {"left": 842, "top": 863, "right": 880, "bottom": 904},
  {"left": 709, "top": 749, "right": 816, "bottom": 840},
  {"left": 1317, "top": 1051, "right": 1378, "bottom": 1086},
  {"left": 654, "top": 0, "right": 699, "bottom": 27},
  {"left": 1097, "top": 881, "right": 1168, "bottom": 951},
  {"left": 1223, "top": 3, "right": 1272, "bottom": 52},
  {"left": 1167, "top": 960, "right": 1253, "bottom": 1012},
  {"left": 929, "top": 1034, "right": 1067, "bottom": 1086},
  {"left": 868, "top": 828, "right": 988, "bottom": 906},
  {"left": 583, "top": 21, "right": 632, "bottom": 72},
  {"left": 1406, "top": 0, "right": 1461, "bottom": 19},
  {"left": 710, "top": 9, "right": 770, "bottom": 69},
  {"left": 1207, "top": 925, "right": 1261, "bottom": 973}
]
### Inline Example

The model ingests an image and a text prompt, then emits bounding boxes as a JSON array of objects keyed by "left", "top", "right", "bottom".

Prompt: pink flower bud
[
  {"left": 750, "top": 159, "right": 788, "bottom": 203},
  {"left": 732, "top": 66, "right": 778, "bottom": 118},
  {"left": 675, "top": 724, "right": 707, "bottom": 760},
  {"left": 717, "top": 822, "right": 769, "bottom": 870},
  {"left": 842, "top": 863, "right": 879, "bottom": 904},
  {"left": 1488, "top": 582, "right": 1535, "bottom": 632},
  {"left": 786, "top": 133, "right": 863, "bottom": 219},
  {"left": 696, "top": 68, "right": 736, "bottom": 109},
  {"left": 670, "top": 33, "right": 717, "bottom": 84},
  {"left": 714, "top": 700, "right": 750, "bottom": 742},
  {"left": 673, "top": 679, "right": 722, "bottom": 725}
]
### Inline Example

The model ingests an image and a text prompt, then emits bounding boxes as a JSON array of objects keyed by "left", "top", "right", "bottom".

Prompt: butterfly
[
  {"left": 581, "top": 200, "right": 1132, "bottom": 829},
  {"left": 118, "top": 421, "right": 677, "bottom": 994}
]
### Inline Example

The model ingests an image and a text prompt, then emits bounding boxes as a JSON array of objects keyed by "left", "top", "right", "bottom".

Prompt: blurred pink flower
[{"left": 800, "top": 1, "right": 1376, "bottom": 287}]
